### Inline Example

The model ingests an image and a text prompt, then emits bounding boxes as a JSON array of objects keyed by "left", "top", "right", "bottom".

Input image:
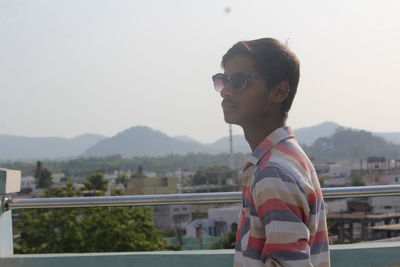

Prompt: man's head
[{"left": 214, "top": 38, "right": 300, "bottom": 127}]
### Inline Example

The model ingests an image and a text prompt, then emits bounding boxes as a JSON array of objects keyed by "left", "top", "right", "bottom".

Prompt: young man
[{"left": 212, "top": 38, "right": 330, "bottom": 267}]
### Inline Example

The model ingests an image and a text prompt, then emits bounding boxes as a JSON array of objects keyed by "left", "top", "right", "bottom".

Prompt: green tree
[
  {"left": 350, "top": 171, "right": 365, "bottom": 186},
  {"left": 15, "top": 183, "right": 168, "bottom": 253},
  {"left": 1, "top": 153, "right": 250, "bottom": 177},
  {"left": 116, "top": 173, "right": 129, "bottom": 189},
  {"left": 131, "top": 165, "right": 144, "bottom": 179},
  {"left": 84, "top": 173, "right": 108, "bottom": 191},
  {"left": 210, "top": 232, "right": 236, "bottom": 249},
  {"left": 33, "top": 161, "right": 53, "bottom": 188}
]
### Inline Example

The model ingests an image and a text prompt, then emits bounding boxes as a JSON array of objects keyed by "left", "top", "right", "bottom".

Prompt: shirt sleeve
[{"left": 252, "top": 167, "right": 313, "bottom": 267}]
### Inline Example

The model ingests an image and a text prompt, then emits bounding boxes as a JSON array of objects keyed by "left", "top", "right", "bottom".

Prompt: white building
[
  {"left": 186, "top": 205, "right": 240, "bottom": 238},
  {"left": 325, "top": 199, "right": 348, "bottom": 213},
  {"left": 144, "top": 171, "right": 157, "bottom": 178},
  {"left": 327, "top": 162, "right": 360, "bottom": 178},
  {"left": 370, "top": 197, "right": 400, "bottom": 214},
  {"left": 324, "top": 177, "right": 350, "bottom": 187},
  {"left": 104, "top": 171, "right": 118, "bottom": 181},
  {"left": 153, "top": 205, "right": 192, "bottom": 231},
  {"left": 21, "top": 176, "right": 36, "bottom": 190},
  {"left": 365, "top": 172, "right": 400, "bottom": 186},
  {"left": 163, "top": 169, "right": 194, "bottom": 179},
  {"left": 52, "top": 173, "right": 65, "bottom": 183}
]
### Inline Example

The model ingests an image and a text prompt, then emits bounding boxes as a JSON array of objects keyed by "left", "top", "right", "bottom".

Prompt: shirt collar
[{"left": 245, "top": 126, "right": 295, "bottom": 166}]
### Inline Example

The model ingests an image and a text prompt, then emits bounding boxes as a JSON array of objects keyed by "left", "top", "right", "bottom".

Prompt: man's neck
[{"left": 242, "top": 119, "right": 285, "bottom": 152}]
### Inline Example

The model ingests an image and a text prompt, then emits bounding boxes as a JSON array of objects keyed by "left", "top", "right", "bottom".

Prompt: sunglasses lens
[
  {"left": 230, "top": 72, "right": 247, "bottom": 91},
  {"left": 212, "top": 74, "right": 225, "bottom": 92},
  {"left": 212, "top": 72, "right": 248, "bottom": 93}
]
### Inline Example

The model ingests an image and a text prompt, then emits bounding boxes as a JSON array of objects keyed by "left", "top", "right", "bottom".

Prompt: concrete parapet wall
[
  {"left": 1, "top": 243, "right": 400, "bottom": 267},
  {"left": 0, "top": 250, "right": 234, "bottom": 267}
]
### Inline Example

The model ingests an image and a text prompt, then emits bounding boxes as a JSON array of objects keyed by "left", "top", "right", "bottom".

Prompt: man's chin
[{"left": 223, "top": 114, "right": 239, "bottom": 125}]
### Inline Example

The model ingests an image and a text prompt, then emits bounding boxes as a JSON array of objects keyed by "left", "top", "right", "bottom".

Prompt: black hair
[{"left": 221, "top": 38, "right": 300, "bottom": 121}]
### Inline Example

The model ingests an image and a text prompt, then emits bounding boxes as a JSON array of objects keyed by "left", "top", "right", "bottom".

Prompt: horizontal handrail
[
  {"left": 3, "top": 192, "right": 242, "bottom": 210},
  {"left": 323, "top": 185, "right": 400, "bottom": 198},
  {"left": 4, "top": 185, "right": 400, "bottom": 211}
]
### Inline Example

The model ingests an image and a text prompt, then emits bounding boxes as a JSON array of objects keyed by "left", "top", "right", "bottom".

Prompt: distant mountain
[
  {"left": 174, "top": 135, "right": 202, "bottom": 144},
  {"left": 85, "top": 127, "right": 252, "bottom": 157},
  {"left": 304, "top": 128, "right": 400, "bottom": 163},
  {"left": 207, "top": 135, "right": 250, "bottom": 154},
  {"left": 295, "top": 121, "right": 340, "bottom": 145},
  {"left": 2, "top": 121, "right": 400, "bottom": 161},
  {"left": 0, "top": 133, "right": 106, "bottom": 161},
  {"left": 374, "top": 132, "right": 400, "bottom": 145},
  {"left": 84, "top": 126, "right": 212, "bottom": 157},
  {"left": 294, "top": 122, "right": 400, "bottom": 146}
]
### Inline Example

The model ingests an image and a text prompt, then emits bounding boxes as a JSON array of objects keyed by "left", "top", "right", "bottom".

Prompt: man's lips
[{"left": 221, "top": 98, "right": 239, "bottom": 109}]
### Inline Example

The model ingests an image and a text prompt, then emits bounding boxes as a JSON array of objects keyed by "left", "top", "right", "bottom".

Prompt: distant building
[
  {"left": 367, "top": 157, "right": 388, "bottom": 172},
  {"left": 102, "top": 171, "right": 124, "bottom": 195},
  {"left": 153, "top": 205, "right": 192, "bottom": 231},
  {"left": 327, "top": 162, "right": 360, "bottom": 178},
  {"left": 326, "top": 199, "right": 348, "bottom": 213},
  {"left": 124, "top": 174, "right": 190, "bottom": 231},
  {"left": 52, "top": 173, "right": 65, "bottom": 183},
  {"left": 365, "top": 172, "right": 400, "bottom": 186},
  {"left": 320, "top": 161, "right": 361, "bottom": 187},
  {"left": 126, "top": 176, "right": 180, "bottom": 195},
  {"left": 186, "top": 205, "right": 240, "bottom": 238},
  {"left": 143, "top": 171, "right": 157, "bottom": 178},
  {"left": 326, "top": 199, "right": 370, "bottom": 214},
  {"left": 50, "top": 173, "right": 68, "bottom": 189},
  {"left": 21, "top": 176, "right": 36, "bottom": 190},
  {"left": 370, "top": 197, "right": 400, "bottom": 214},
  {"left": 104, "top": 171, "right": 119, "bottom": 181},
  {"left": 323, "top": 176, "right": 350, "bottom": 187},
  {"left": 314, "top": 163, "right": 329, "bottom": 175}
]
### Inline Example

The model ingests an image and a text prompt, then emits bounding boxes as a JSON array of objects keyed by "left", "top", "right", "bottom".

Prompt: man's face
[{"left": 220, "top": 55, "right": 272, "bottom": 126}]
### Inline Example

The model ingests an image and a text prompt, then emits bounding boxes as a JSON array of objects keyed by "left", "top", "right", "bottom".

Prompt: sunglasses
[{"left": 212, "top": 72, "right": 270, "bottom": 93}]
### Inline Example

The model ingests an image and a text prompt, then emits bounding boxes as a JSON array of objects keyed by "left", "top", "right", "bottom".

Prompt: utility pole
[{"left": 229, "top": 124, "right": 234, "bottom": 170}]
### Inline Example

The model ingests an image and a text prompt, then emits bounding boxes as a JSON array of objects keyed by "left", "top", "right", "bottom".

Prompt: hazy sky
[{"left": 1, "top": 0, "right": 400, "bottom": 143}]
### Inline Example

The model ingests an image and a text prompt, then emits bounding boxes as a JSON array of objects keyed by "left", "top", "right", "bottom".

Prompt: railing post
[{"left": 0, "top": 168, "right": 21, "bottom": 257}]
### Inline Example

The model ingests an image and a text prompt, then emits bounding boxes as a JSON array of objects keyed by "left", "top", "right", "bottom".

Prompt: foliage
[
  {"left": 350, "top": 171, "right": 365, "bottom": 186},
  {"left": 33, "top": 161, "right": 53, "bottom": 188},
  {"left": 83, "top": 173, "right": 108, "bottom": 191},
  {"left": 210, "top": 232, "right": 236, "bottom": 249},
  {"left": 115, "top": 173, "right": 129, "bottom": 188},
  {"left": 1, "top": 153, "right": 249, "bottom": 177},
  {"left": 15, "top": 183, "right": 168, "bottom": 253},
  {"left": 131, "top": 165, "right": 144, "bottom": 178}
]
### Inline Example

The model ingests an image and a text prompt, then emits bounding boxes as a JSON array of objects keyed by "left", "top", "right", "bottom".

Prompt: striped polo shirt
[{"left": 234, "top": 126, "right": 330, "bottom": 267}]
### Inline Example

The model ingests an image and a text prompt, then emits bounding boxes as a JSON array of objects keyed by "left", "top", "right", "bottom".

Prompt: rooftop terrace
[{"left": 1, "top": 169, "right": 400, "bottom": 266}]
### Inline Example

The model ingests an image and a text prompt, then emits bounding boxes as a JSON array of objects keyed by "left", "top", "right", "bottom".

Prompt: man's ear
[{"left": 270, "top": 81, "right": 289, "bottom": 103}]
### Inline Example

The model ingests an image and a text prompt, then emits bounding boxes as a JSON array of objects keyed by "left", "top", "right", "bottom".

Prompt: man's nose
[{"left": 220, "top": 84, "right": 233, "bottom": 98}]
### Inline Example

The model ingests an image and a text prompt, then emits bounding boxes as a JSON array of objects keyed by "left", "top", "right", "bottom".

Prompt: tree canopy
[
  {"left": 210, "top": 232, "right": 236, "bottom": 249},
  {"left": 2, "top": 153, "right": 249, "bottom": 177},
  {"left": 83, "top": 172, "right": 108, "bottom": 192},
  {"left": 15, "top": 183, "right": 169, "bottom": 253},
  {"left": 33, "top": 161, "right": 53, "bottom": 188}
]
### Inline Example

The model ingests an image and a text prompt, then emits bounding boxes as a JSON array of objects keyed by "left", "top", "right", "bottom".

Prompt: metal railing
[{"left": 3, "top": 185, "right": 400, "bottom": 211}]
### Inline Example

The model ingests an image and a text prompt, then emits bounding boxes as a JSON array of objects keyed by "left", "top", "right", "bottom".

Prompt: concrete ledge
[
  {"left": 1, "top": 243, "right": 400, "bottom": 267},
  {"left": 0, "top": 250, "right": 234, "bottom": 267},
  {"left": 330, "top": 242, "right": 400, "bottom": 267}
]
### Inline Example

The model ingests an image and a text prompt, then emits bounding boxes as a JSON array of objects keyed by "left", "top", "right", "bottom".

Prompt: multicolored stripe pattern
[{"left": 234, "top": 127, "right": 330, "bottom": 267}]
